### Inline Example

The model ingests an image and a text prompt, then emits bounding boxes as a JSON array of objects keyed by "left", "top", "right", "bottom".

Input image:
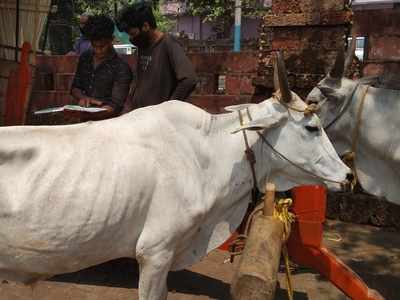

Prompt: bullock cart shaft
[{"left": 230, "top": 183, "right": 285, "bottom": 300}]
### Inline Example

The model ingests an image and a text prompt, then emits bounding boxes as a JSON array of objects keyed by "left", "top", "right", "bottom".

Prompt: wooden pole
[
  {"left": 263, "top": 182, "right": 275, "bottom": 216},
  {"left": 231, "top": 182, "right": 284, "bottom": 300}
]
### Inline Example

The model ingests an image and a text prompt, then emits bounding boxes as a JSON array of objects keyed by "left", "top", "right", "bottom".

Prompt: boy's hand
[{"left": 79, "top": 97, "right": 103, "bottom": 107}]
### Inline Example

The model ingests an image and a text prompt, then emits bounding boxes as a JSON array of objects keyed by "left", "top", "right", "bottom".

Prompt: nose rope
[
  {"left": 341, "top": 85, "right": 370, "bottom": 190},
  {"left": 256, "top": 132, "right": 345, "bottom": 185},
  {"left": 236, "top": 105, "right": 347, "bottom": 186}
]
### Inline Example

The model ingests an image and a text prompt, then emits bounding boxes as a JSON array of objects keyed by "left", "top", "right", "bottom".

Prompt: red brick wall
[
  {"left": 256, "top": 0, "right": 352, "bottom": 99},
  {"left": 354, "top": 8, "right": 400, "bottom": 77},
  {"left": 29, "top": 51, "right": 258, "bottom": 124},
  {"left": 188, "top": 51, "right": 258, "bottom": 113}
]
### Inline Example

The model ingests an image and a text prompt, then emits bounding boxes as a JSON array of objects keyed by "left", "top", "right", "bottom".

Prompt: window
[{"left": 348, "top": 36, "right": 367, "bottom": 61}]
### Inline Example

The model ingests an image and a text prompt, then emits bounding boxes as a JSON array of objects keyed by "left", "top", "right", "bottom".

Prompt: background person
[
  {"left": 116, "top": 2, "right": 197, "bottom": 113},
  {"left": 70, "top": 15, "right": 133, "bottom": 119},
  {"left": 67, "top": 13, "right": 92, "bottom": 56}
]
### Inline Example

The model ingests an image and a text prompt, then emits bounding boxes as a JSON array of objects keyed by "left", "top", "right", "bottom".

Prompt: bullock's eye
[{"left": 305, "top": 125, "right": 319, "bottom": 133}]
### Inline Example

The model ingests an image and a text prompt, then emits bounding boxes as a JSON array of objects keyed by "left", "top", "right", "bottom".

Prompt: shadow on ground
[
  {"left": 46, "top": 220, "right": 399, "bottom": 300},
  {"left": 323, "top": 220, "right": 400, "bottom": 300},
  {"left": 51, "top": 258, "right": 231, "bottom": 299}
]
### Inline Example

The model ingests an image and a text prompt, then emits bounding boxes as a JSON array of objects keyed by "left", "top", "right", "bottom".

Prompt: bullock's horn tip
[{"left": 276, "top": 50, "right": 292, "bottom": 103}]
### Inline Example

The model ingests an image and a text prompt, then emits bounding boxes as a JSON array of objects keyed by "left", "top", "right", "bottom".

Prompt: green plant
[
  {"left": 187, "top": 0, "right": 268, "bottom": 39},
  {"left": 74, "top": 0, "right": 174, "bottom": 32}
]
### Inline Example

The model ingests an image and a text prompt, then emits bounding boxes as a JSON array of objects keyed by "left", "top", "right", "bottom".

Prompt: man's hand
[
  {"left": 101, "top": 105, "right": 114, "bottom": 113},
  {"left": 79, "top": 97, "right": 103, "bottom": 107}
]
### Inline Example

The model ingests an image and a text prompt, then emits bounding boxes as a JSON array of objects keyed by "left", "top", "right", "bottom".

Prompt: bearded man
[{"left": 116, "top": 2, "right": 197, "bottom": 112}]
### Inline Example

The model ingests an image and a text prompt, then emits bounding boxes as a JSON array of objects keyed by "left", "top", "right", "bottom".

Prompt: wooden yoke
[{"left": 231, "top": 182, "right": 285, "bottom": 300}]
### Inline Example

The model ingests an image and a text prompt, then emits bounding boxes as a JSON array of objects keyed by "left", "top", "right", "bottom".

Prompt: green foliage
[
  {"left": 74, "top": 0, "right": 174, "bottom": 32},
  {"left": 187, "top": 0, "right": 268, "bottom": 38},
  {"left": 188, "top": 0, "right": 266, "bottom": 20},
  {"left": 75, "top": 0, "right": 136, "bottom": 16},
  {"left": 153, "top": 6, "right": 174, "bottom": 32}
]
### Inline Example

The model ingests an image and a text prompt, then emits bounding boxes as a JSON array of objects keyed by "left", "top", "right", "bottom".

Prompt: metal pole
[
  {"left": 233, "top": 0, "right": 241, "bottom": 52},
  {"left": 15, "top": 0, "right": 20, "bottom": 61}
]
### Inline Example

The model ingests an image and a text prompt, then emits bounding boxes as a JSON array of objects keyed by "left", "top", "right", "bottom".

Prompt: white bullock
[
  {"left": 307, "top": 50, "right": 400, "bottom": 205},
  {"left": 0, "top": 57, "right": 351, "bottom": 299}
]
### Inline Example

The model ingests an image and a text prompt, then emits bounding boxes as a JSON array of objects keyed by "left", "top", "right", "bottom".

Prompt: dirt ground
[{"left": 1, "top": 220, "right": 399, "bottom": 300}]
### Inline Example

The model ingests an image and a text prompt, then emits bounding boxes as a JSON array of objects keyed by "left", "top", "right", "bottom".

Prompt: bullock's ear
[{"left": 232, "top": 114, "right": 287, "bottom": 134}]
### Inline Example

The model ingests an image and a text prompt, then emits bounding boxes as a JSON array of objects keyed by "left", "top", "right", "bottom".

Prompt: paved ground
[{"left": 1, "top": 220, "right": 399, "bottom": 300}]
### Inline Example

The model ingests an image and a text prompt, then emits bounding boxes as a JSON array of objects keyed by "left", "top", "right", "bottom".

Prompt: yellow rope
[
  {"left": 341, "top": 85, "right": 370, "bottom": 191},
  {"left": 228, "top": 198, "right": 295, "bottom": 300},
  {"left": 273, "top": 198, "right": 295, "bottom": 300}
]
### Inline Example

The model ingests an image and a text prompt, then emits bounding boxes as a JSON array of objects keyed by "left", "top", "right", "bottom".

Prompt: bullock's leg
[{"left": 137, "top": 252, "right": 173, "bottom": 300}]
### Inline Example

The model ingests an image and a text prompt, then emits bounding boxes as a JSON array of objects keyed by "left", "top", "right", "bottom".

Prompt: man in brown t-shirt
[{"left": 116, "top": 3, "right": 197, "bottom": 113}]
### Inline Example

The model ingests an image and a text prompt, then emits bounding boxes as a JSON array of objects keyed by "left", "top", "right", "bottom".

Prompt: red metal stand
[{"left": 287, "top": 185, "right": 384, "bottom": 300}]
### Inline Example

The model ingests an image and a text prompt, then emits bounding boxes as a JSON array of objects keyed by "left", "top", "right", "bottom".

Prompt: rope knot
[
  {"left": 342, "top": 151, "right": 355, "bottom": 164},
  {"left": 273, "top": 198, "right": 295, "bottom": 240},
  {"left": 304, "top": 103, "right": 320, "bottom": 116}
]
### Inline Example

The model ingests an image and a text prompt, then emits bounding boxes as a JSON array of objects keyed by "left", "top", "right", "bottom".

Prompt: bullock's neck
[
  {"left": 326, "top": 81, "right": 367, "bottom": 152},
  {"left": 205, "top": 101, "right": 272, "bottom": 200}
]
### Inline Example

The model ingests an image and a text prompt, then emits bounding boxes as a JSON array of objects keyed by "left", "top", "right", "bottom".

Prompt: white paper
[{"left": 34, "top": 105, "right": 107, "bottom": 115}]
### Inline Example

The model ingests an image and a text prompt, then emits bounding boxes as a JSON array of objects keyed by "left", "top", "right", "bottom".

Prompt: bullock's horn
[
  {"left": 330, "top": 49, "right": 345, "bottom": 78},
  {"left": 276, "top": 51, "right": 292, "bottom": 103},
  {"left": 273, "top": 58, "right": 280, "bottom": 92},
  {"left": 344, "top": 35, "right": 357, "bottom": 74}
]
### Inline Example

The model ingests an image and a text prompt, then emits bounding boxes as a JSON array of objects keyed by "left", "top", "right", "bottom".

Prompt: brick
[
  {"left": 272, "top": 0, "right": 303, "bottom": 14},
  {"left": 57, "top": 91, "right": 75, "bottom": 106},
  {"left": 362, "top": 63, "right": 385, "bottom": 77},
  {"left": 368, "top": 36, "right": 400, "bottom": 60},
  {"left": 35, "top": 55, "right": 57, "bottom": 74},
  {"left": 54, "top": 73, "right": 74, "bottom": 91},
  {"left": 189, "top": 53, "right": 222, "bottom": 73},
  {"left": 36, "top": 55, "right": 79, "bottom": 73},
  {"left": 272, "top": 39, "right": 302, "bottom": 50},
  {"left": 225, "top": 75, "right": 241, "bottom": 95},
  {"left": 240, "top": 76, "right": 255, "bottom": 95},
  {"left": 33, "top": 70, "right": 54, "bottom": 90},
  {"left": 56, "top": 56, "right": 80, "bottom": 73},
  {"left": 271, "top": 27, "right": 345, "bottom": 51},
  {"left": 189, "top": 52, "right": 258, "bottom": 74},
  {"left": 354, "top": 9, "right": 400, "bottom": 36},
  {"left": 272, "top": 0, "right": 345, "bottom": 14},
  {"left": 222, "top": 53, "right": 258, "bottom": 73},
  {"left": 29, "top": 90, "right": 58, "bottom": 112},
  {"left": 194, "top": 73, "right": 216, "bottom": 95}
]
